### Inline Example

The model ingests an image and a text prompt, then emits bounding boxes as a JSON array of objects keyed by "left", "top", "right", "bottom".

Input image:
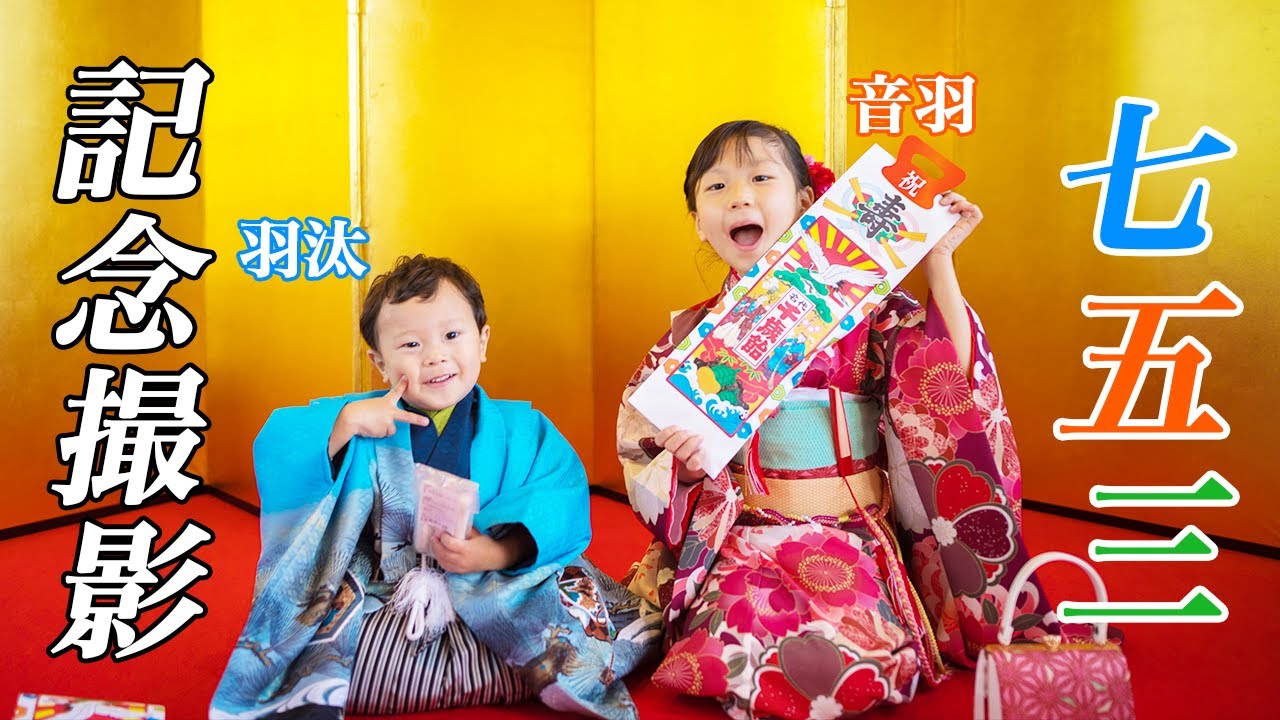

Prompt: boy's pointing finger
[
  {"left": 385, "top": 376, "right": 409, "bottom": 404},
  {"left": 393, "top": 410, "right": 432, "bottom": 427}
]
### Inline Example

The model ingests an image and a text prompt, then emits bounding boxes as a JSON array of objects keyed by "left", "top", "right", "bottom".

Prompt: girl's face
[{"left": 691, "top": 136, "right": 814, "bottom": 275}]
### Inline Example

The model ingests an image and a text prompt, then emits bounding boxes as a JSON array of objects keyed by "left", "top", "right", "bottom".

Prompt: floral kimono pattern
[{"left": 618, "top": 276, "right": 1056, "bottom": 719}]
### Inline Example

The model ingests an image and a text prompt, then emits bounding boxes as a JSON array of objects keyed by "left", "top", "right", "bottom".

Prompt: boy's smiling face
[{"left": 369, "top": 280, "right": 490, "bottom": 412}]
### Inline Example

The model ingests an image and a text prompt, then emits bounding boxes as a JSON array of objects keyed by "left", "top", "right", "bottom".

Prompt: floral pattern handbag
[{"left": 974, "top": 552, "right": 1135, "bottom": 719}]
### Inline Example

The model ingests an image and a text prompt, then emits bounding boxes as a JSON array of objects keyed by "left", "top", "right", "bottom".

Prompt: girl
[{"left": 618, "top": 121, "right": 1056, "bottom": 719}]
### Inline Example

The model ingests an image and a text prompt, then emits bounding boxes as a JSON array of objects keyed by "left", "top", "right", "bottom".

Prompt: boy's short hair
[{"left": 359, "top": 255, "right": 487, "bottom": 349}]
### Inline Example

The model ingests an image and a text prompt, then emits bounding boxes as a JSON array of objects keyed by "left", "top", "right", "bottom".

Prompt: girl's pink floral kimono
[{"left": 618, "top": 276, "right": 1057, "bottom": 719}]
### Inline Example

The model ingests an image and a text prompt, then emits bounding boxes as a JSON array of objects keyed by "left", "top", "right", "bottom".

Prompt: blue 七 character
[{"left": 1061, "top": 96, "right": 1236, "bottom": 256}]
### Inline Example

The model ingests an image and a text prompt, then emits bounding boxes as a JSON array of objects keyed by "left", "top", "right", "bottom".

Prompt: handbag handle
[{"left": 999, "top": 551, "right": 1108, "bottom": 645}]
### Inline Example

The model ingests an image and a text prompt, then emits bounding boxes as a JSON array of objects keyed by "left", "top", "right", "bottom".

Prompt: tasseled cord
[
  {"left": 392, "top": 554, "right": 454, "bottom": 641},
  {"left": 744, "top": 433, "right": 770, "bottom": 496}
]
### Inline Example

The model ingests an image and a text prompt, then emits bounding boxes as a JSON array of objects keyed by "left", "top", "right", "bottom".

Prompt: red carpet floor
[{"left": 1, "top": 493, "right": 1275, "bottom": 719}]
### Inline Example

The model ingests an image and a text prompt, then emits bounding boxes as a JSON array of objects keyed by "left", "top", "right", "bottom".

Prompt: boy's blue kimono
[{"left": 210, "top": 386, "right": 660, "bottom": 719}]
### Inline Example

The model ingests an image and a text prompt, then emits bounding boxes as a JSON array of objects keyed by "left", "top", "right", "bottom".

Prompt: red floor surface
[{"left": 1, "top": 493, "right": 1275, "bottom": 719}]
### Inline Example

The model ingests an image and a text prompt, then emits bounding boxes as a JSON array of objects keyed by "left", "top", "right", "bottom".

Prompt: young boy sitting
[{"left": 212, "top": 256, "right": 659, "bottom": 720}]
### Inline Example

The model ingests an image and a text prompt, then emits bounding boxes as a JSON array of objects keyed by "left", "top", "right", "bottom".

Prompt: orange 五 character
[{"left": 1054, "top": 282, "right": 1242, "bottom": 440}]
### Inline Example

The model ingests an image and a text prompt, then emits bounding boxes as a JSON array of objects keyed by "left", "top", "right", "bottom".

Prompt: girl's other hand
[
  {"left": 656, "top": 425, "right": 707, "bottom": 483},
  {"left": 928, "top": 191, "right": 983, "bottom": 259}
]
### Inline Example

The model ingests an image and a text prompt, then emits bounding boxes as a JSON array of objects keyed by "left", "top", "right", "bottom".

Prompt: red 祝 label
[{"left": 881, "top": 135, "right": 966, "bottom": 209}]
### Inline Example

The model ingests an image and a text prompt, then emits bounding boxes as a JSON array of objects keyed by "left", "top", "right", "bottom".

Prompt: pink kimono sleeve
[
  {"left": 617, "top": 322, "right": 701, "bottom": 549},
  {"left": 873, "top": 291, "right": 1057, "bottom": 666},
  {"left": 617, "top": 299, "right": 745, "bottom": 632}
]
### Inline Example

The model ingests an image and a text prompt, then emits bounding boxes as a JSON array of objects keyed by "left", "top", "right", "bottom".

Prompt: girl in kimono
[
  {"left": 618, "top": 121, "right": 1057, "bottom": 719},
  {"left": 213, "top": 256, "right": 660, "bottom": 720}
]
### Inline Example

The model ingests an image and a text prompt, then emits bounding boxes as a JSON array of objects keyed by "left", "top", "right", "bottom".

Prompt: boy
[{"left": 212, "top": 256, "right": 658, "bottom": 720}]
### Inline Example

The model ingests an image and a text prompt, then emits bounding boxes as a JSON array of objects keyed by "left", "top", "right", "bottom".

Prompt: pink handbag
[{"left": 974, "top": 552, "right": 1135, "bottom": 719}]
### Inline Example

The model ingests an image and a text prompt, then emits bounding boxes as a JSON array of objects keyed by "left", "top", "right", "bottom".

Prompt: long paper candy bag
[{"left": 628, "top": 136, "right": 965, "bottom": 476}]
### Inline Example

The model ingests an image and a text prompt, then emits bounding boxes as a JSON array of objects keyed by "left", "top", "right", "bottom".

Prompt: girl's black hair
[{"left": 683, "top": 120, "right": 812, "bottom": 212}]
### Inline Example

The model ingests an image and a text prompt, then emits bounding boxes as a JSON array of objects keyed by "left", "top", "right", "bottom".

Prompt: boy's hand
[
  {"left": 328, "top": 376, "right": 432, "bottom": 458},
  {"left": 656, "top": 425, "right": 706, "bottom": 484},
  {"left": 927, "top": 191, "right": 983, "bottom": 259},
  {"left": 431, "top": 527, "right": 531, "bottom": 574}
]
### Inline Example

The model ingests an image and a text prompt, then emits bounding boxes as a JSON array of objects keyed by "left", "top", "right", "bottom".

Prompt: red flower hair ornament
[{"left": 805, "top": 155, "right": 836, "bottom": 198}]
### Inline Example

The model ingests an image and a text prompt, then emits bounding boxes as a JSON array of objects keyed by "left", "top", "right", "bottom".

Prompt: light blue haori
[{"left": 210, "top": 385, "right": 659, "bottom": 719}]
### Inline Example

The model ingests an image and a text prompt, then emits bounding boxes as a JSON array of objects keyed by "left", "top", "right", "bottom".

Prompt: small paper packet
[
  {"left": 413, "top": 464, "right": 480, "bottom": 555},
  {"left": 13, "top": 692, "right": 165, "bottom": 720}
]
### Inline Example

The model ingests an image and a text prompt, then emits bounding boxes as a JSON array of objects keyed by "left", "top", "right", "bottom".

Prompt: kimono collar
[
  {"left": 404, "top": 385, "right": 481, "bottom": 433},
  {"left": 407, "top": 401, "right": 456, "bottom": 434},
  {"left": 722, "top": 269, "right": 742, "bottom": 297}
]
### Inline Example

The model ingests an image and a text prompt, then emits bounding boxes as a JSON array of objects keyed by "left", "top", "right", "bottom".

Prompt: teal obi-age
[{"left": 731, "top": 388, "right": 885, "bottom": 523}]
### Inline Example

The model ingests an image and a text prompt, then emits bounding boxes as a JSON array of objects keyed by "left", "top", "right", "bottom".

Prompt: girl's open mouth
[
  {"left": 729, "top": 224, "right": 764, "bottom": 247},
  {"left": 427, "top": 374, "right": 456, "bottom": 385}
]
